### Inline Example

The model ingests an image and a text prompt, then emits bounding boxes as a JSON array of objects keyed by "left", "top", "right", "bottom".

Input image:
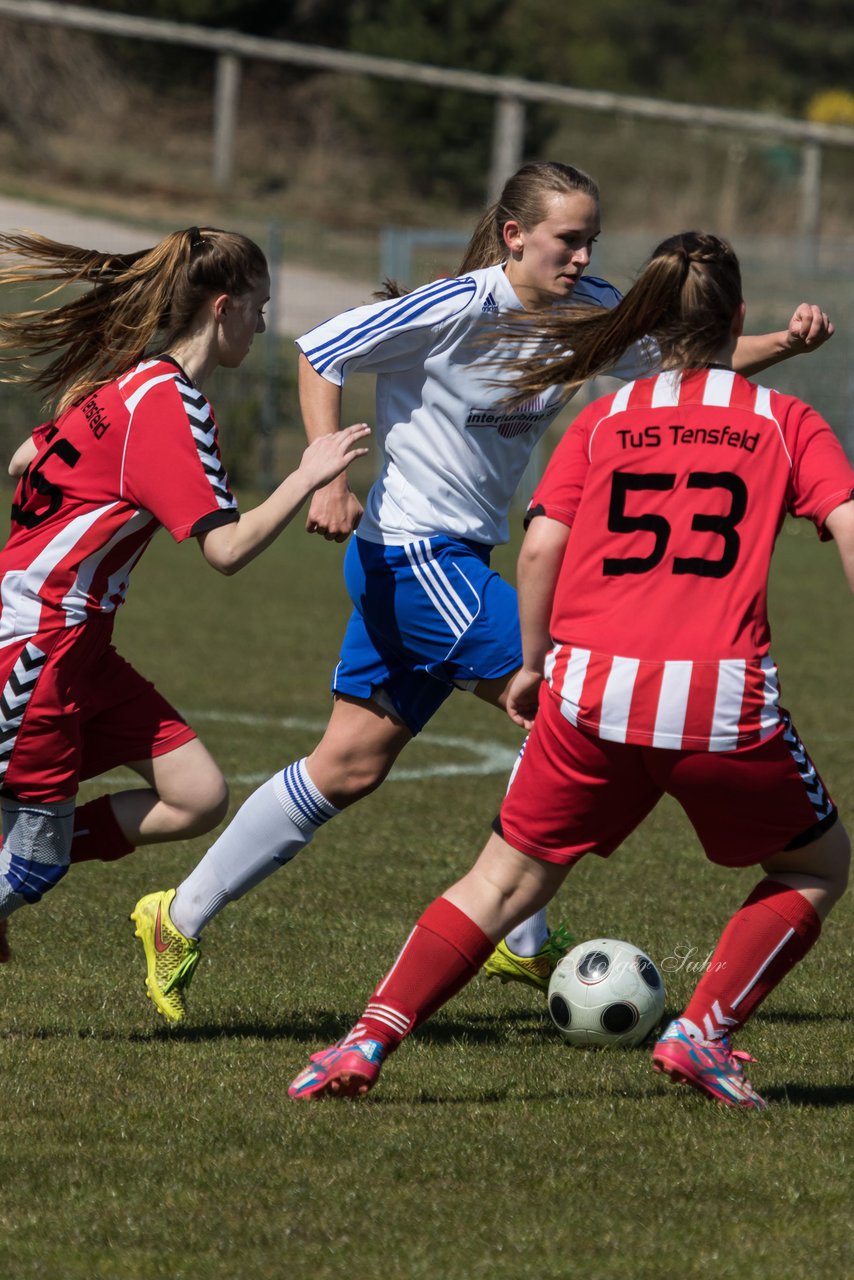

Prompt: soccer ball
[{"left": 547, "top": 938, "right": 665, "bottom": 1048}]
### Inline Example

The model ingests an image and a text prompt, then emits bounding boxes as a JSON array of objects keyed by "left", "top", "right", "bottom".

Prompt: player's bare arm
[
  {"left": 506, "top": 515, "right": 571, "bottom": 730},
  {"left": 198, "top": 423, "right": 370, "bottom": 574},
  {"left": 733, "top": 303, "right": 834, "bottom": 376},
  {"left": 8, "top": 435, "right": 37, "bottom": 478},
  {"left": 824, "top": 499, "right": 854, "bottom": 600},
  {"left": 299, "top": 353, "right": 366, "bottom": 542}
]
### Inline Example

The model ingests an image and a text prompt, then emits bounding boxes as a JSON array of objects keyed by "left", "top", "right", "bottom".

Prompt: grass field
[{"left": 1, "top": 493, "right": 852, "bottom": 1280}]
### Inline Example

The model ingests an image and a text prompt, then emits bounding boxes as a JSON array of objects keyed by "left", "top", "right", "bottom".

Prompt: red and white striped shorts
[{"left": 498, "top": 682, "right": 836, "bottom": 868}]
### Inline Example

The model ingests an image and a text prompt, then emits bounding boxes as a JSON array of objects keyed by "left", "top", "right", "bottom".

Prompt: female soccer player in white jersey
[
  {"left": 287, "top": 230, "right": 852, "bottom": 1110},
  {"left": 132, "top": 162, "right": 833, "bottom": 1024},
  {"left": 0, "top": 227, "right": 369, "bottom": 960}
]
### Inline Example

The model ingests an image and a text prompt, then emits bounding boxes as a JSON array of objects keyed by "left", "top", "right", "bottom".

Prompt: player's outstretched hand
[
  {"left": 298, "top": 423, "right": 371, "bottom": 494},
  {"left": 785, "top": 303, "right": 834, "bottom": 354},
  {"left": 505, "top": 667, "right": 543, "bottom": 730}
]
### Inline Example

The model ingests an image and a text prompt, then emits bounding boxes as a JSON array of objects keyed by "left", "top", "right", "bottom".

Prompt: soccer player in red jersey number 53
[{"left": 286, "top": 231, "right": 853, "bottom": 1111}]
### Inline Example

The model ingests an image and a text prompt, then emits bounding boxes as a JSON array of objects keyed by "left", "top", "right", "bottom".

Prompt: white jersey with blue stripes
[{"left": 297, "top": 262, "right": 654, "bottom": 547}]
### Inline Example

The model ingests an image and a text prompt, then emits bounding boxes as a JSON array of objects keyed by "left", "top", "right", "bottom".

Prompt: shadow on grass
[
  {"left": 653, "top": 1006, "right": 854, "bottom": 1029},
  {"left": 409, "top": 1011, "right": 550, "bottom": 1046},
  {"left": 389, "top": 1083, "right": 667, "bottom": 1107},
  {"left": 751, "top": 1007, "right": 854, "bottom": 1025},
  {"left": 129, "top": 1014, "right": 346, "bottom": 1044},
  {"left": 0, "top": 1012, "right": 528, "bottom": 1046},
  {"left": 119, "top": 1008, "right": 550, "bottom": 1047},
  {"left": 765, "top": 1083, "right": 854, "bottom": 1108},
  {"left": 0, "top": 1019, "right": 338, "bottom": 1045},
  {"left": 9, "top": 1027, "right": 850, "bottom": 1109},
  {"left": 397, "top": 1080, "right": 854, "bottom": 1110}
]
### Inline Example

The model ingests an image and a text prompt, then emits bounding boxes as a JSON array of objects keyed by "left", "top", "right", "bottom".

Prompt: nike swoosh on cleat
[{"left": 153, "top": 902, "right": 170, "bottom": 953}]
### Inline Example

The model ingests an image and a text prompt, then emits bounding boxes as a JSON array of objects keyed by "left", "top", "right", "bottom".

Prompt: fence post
[
  {"left": 489, "top": 96, "right": 525, "bottom": 201},
  {"left": 380, "top": 227, "right": 414, "bottom": 286},
  {"left": 213, "top": 52, "right": 241, "bottom": 189},
  {"left": 259, "top": 220, "right": 281, "bottom": 493},
  {"left": 798, "top": 140, "right": 821, "bottom": 272},
  {"left": 716, "top": 140, "right": 747, "bottom": 237}
]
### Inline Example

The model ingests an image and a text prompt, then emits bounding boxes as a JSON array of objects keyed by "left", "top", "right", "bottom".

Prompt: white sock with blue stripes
[
  {"left": 170, "top": 759, "right": 339, "bottom": 939},
  {"left": 0, "top": 798, "right": 75, "bottom": 919}
]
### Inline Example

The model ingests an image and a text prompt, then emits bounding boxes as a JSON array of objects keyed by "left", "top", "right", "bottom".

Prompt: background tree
[{"left": 348, "top": 0, "right": 555, "bottom": 203}]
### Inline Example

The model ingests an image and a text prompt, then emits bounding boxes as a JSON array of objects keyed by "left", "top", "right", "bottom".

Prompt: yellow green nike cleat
[
  {"left": 131, "top": 888, "right": 200, "bottom": 1024},
  {"left": 482, "top": 924, "right": 574, "bottom": 993}
]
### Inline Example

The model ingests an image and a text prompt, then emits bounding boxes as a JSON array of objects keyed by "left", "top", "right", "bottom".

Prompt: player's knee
[
  {"left": 353, "top": 762, "right": 391, "bottom": 798},
  {"left": 802, "top": 818, "right": 850, "bottom": 909},
  {"left": 179, "top": 772, "right": 230, "bottom": 835},
  {"left": 206, "top": 779, "right": 231, "bottom": 829},
  {"left": 307, "top": 746, "right": 391, "bottom": 805},
  {"left": 336, "top": 754, "right": 392, "bottom": 801},
  {"left": 156, "top": 758, "right": 229, "bottom": 836},
  {"left": 830, "top": 822, "right": 850, "bottom": 900}
]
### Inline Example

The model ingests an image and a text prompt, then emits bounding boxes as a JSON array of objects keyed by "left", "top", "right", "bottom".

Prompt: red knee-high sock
[
  {"left": 69, "top": 796, "right": 135, "bottom": 863},
  {"left": 681, "top": 879, "right": 821, "bottom": 1041},
  {"left": 343, "top": 897, "right": 495, "bottom": 1054}
]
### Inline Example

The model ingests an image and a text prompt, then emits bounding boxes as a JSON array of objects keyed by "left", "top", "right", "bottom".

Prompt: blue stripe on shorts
[{"left": 332, "top": 534, "right": 521, "bottom": 734}]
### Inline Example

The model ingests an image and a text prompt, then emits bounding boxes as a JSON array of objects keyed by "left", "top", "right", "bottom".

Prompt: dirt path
[{"left": 0, "top": 195, "right": 376, "bottom": 335}]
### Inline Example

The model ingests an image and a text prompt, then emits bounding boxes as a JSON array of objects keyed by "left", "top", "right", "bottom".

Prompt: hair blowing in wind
[
  {"left": 504, "top": 231, "right": 744, "bottom": 402},
  {"left": 0, "top": 227, "right": 266, "bottom": 412}
]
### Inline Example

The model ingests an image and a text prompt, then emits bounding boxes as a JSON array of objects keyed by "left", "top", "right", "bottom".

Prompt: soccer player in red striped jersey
[
  {"left": 0, "top": 227, "right": 369, "bottom": 966},
  {"left": 287, "top": 231, "right": 852, "bottom": 1110}
]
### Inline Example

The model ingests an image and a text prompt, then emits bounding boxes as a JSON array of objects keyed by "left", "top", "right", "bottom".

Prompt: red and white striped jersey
[
  {"left": 0, "top": 357, "right": 238, "bottom": 646},
  {"left": 529, "top": 367, "right": 854, "bottom": 751}
]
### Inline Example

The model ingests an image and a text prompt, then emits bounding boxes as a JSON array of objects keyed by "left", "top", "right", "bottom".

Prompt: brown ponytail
[
  {"left": 503, "top": 231, "right": 743, "bottom": 401},
  {"left": 0, "top": 226, "right": 267, "bottom": 411}
]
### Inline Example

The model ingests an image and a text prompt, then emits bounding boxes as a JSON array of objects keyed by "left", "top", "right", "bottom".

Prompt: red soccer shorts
[
  {"left": 0, "top": 615, "right": 196, "bottom": 804},
  {"left": 498, "top": 683, "right": 837, "bottom": 868}
]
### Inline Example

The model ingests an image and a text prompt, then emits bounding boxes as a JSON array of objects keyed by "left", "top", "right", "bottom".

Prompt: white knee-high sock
[
  {"left": 170, "top": 759, "right": 339, "bottom": 938},
  {"left": 503, "top": 909, "right": 549, "bottom": 957},
  {"left": 500, "top": 742, "right": 549, "bottom": 957}
]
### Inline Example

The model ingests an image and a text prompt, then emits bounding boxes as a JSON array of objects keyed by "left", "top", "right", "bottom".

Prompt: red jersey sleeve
[
  {"left": 526, "top": 399, "right": 603, "bottom": 527},
  {"left": 778, "top": 393, "right": 854, "bottom": 537},
  {"left": 120, "top": 377, "right": 239, "bottom": 542},
  {"left": 31, "top": 421, "right": 56, "bottom": 450}
]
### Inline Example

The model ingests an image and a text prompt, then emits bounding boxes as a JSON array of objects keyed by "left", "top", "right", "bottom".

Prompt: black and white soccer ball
[{"left": 547, "top": 938, "right": 665, "bottom": 1048}]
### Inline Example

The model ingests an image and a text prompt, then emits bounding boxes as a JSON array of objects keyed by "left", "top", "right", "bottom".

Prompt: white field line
[
  {"left": 88, "top": 708, "right": 521, "bottom": 788},
  {"left": 80, "top": 707, "right": 851, "bottom": 792}
]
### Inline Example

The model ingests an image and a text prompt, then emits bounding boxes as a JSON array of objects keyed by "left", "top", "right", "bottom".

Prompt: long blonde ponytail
[{"left": 0, "top": 226, "right": 267, "bottom": 411}]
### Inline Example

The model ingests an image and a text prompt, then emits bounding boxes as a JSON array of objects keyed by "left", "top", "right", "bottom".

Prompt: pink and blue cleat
[
  {"left": 288, "top": 1039, "right": 385, "bottom": 1100},
  {"left": 652, "top": 1018, "right": 767, "bottom": 1111}
]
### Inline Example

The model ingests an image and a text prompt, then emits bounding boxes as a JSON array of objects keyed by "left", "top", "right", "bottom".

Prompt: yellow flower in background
[{"left": 806, "top": 89, "right": 854, "bottom": 125}]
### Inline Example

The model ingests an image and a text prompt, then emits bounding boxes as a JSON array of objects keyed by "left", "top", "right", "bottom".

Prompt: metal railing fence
[{"left": 2, "top": 0, "right": 854, "bottom": 267}]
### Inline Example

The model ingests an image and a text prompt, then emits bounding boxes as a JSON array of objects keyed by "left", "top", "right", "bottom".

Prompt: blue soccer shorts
[{"left": 333, "top": 534, "right": 522, "bottom": 734}]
